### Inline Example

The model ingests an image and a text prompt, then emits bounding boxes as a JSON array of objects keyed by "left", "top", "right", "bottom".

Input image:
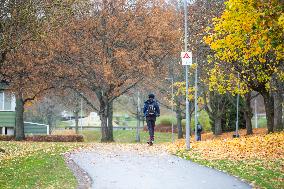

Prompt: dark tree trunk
[
  {"left": 262, "top": 91, "right": 274, "bottom": 133},
  {"left": 274, "top": 92, "right": 283, "bottom": 131},
  {"left": 100, "top": 109, "right": 109, "bottom": 142},
  {"left": 244, "top": 93, "right": 253, "bottom": 135},
  {"left": 15, "top": 93, "right": 25, "bottom": 141},
  {"left": 176, "top": 99, "right": 183, "bottom": 139},
  {"left": 47, "top": 114, "right": 53, "bottom": 134},
  {"left": 99, "top": 95, "right": 113, "bottom": 142},
  {"left": 74, "top": 110, "right": 79, "bottom": 134},
  {"left": 214, "top": 116, "right": 222, "bottom": 135},
  {"left": 107, "top": 101, "right": 114, "bottom": 141}
]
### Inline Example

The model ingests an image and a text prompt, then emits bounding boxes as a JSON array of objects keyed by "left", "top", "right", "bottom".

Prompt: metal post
[
  {"left": 171, "top": 78, "right": 174, "bottom": 143},
  {"left": 235, "top": 73, "right": 240, "bottom": 137},
  {"left": 255, "top": 98, "right": 258, "bottom": 128},
  {"left": 166, "top": 77, "right": 175, "bottom": 143},
  {"left": 184, "top": 0, "right": 190, "bottom": 150},
  {"left": 136, "top": 91, "right": 141, "bottom": 142},
  {"left": 194, "top": 58, "right": 198, "bottom": 141},
  {"left": 80, "top": 98, "right": 83, "bottom": 132}
]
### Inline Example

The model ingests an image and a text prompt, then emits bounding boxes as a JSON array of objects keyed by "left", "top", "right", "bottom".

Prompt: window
[
  {"left": 4, "top": 94, "right": 12, "bottom": 110},
  {"left": 0, "top": 91, "right": 14, "bottom": 111},
  {"left": 0, "top": 92, "right": 3, "bottom": 110}
]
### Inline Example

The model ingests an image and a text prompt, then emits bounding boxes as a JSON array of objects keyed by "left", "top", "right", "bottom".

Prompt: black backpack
[
  {"left": 197, "top": 124, "right": 202, "bottom": 132},
  {"left": 147, "top": 103, "right": 156, "bottom": 116}
]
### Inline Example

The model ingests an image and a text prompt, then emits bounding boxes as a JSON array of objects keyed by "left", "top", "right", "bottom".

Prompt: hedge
[{"left": 0, "top": 135, "right": 84, "bottom": 142}]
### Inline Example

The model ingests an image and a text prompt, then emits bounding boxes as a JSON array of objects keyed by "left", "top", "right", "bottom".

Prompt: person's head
[{"left": 148, "top": 93, "right": 155, "bottom": 101}]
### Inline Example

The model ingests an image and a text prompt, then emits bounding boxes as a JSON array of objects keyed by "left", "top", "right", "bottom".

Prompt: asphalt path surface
[{"left": 70, "top": 144, "right": 252, "bottom": 189}]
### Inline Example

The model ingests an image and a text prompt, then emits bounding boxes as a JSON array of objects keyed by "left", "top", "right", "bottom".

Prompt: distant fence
[
  {"left": 24, "top": 122, "right": 49, "bottom": 135},
  {"left": 63, "top": 126, "right": 143, "bottom": 130}
]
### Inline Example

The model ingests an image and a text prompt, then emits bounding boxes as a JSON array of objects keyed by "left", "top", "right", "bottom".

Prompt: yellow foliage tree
[{"left": 205, "top": 0, "right": 284, "bottom": 133}]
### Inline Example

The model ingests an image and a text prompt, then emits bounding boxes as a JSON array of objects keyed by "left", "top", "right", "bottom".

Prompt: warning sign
[{"left": 181, "top": 52, "right": 192, "bottom": 66}]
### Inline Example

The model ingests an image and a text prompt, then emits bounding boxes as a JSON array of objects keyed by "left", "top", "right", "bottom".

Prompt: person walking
[
  {"left": 143, "top": 94, "right": 160, "bottom": 146},
  {"left": 197, "top": 122, "right": 203, "bottom": 141}
]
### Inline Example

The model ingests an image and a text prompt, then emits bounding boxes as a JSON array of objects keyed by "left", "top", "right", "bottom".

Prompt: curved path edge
[{"left": 64, "top": 152, "right": 93, "bottom": 189}]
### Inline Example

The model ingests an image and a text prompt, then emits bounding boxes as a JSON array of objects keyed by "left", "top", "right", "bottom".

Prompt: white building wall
[
  {"left": 0, "top": 91, "right": 16, "bottom": 111},
  {"left": 7, "top": 128, "right": 14, "bottom": 135},
  {"left": 11, "top": 95, "right": 16, "bottom": 111}
]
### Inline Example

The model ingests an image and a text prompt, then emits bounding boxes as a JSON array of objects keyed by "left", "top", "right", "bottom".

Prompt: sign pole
[{"left": 183, "top": 0, "right": 190, "bottom": 150}]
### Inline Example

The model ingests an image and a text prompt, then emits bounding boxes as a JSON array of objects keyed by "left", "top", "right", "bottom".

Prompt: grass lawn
[
  {"left": 0, "top": 131, "right": 176, "bottom": 188},
  {"left": 2, "top": 128, "right": 281, "bottom": 189},
  {"left": 0, "top": 142, "right": 85, "bottom": 189},
  {"left": 188, "top": 158, "right": 284, "bottom": 189},
  {"left": 251, "top": 116, "right": 267, "bottom": 128},
  {"left": 169, "top": 130, "right": 284, "bottom": 189},
  {"left": 81, "top": 130, "right": 178, "bottom": 143}
]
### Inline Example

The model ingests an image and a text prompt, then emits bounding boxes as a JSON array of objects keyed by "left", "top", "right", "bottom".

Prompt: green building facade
[{"left": 0, "top": 86, "right": 49, "bottom": 135}]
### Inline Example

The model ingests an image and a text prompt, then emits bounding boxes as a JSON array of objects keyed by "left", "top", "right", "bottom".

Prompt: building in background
[{"left": 0, "top": 82, "right": 49, "bottom": 136}]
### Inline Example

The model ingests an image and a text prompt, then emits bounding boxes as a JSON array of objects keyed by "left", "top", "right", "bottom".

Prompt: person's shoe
[{"left": 147, "top": 141, "right": 153, "bottom": 146}]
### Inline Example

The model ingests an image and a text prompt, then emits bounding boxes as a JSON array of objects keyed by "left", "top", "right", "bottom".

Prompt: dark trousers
[
  {"left": 146, "top": 116, "right": 156, "bottom": 141},
  {"left": 197, "top": 132, "right": 201, "bottom": 141}
]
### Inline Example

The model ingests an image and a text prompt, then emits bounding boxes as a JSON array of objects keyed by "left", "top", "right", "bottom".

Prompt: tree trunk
[
  {"left": 100, "top": 112, "right": 109, "bottom": 142},
  {"left": 107, "top": 101, "right": 114, "bottom": 141},
  {"left": 214, "top": 116, "right": 222, "bottom": 135},
  {"left": 244, "top": 93, "right": 253, "bottom": 135},
  {"left": 99, "top": 96, "right": 113, "bottom": 142},
  {"left": 262, "top": 91, "right": 274, "bottom": 133},
  {"left": 274, "top": 92, "right": 283, "bottom": 131},
  {"left": 15, "top": 93, "right": 25, "bottom": 141},
  {"left": 74, "top": 110, "right": 79, "bottom": 134},
  {"left": 47, "top": 114, "right": 53, "bottom": 134},
  {"left": 175, "top": 99, "right": 183, "bottom": 139}
]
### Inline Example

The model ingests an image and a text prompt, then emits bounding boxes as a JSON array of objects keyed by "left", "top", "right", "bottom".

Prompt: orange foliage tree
[
  {"left": 51, "top": 0, "right": 182, "bottom": 142},
  {"left": 0, "top": 0, "right": 81, "bottom": 140}
]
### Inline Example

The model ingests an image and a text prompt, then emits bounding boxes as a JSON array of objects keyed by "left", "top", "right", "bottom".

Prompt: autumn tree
[
  {"left": 0, "top": 0, "right": 82, "bottom": 140},
  {"left": 52, "top": 0, "right": 181, "bottom": 142},
  {"left": 205, "top": 0, "right": 284, "bottom": 133}
]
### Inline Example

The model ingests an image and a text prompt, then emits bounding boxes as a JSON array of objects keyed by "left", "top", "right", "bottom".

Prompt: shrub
[
  {"left": 181, "top": 110, "right": 211, "bottom": 132},
  {"left": 25, "top": 135, "right": 84, "bottom": 142},
  {"left": 0, "top": 135, "right": 14, "bottom": 141},
  {"left": 157, "top": 115, "right": 176, "bottom": 126},
  {"left": 0, "top": 135, "right": 84, "bottom": 142}
]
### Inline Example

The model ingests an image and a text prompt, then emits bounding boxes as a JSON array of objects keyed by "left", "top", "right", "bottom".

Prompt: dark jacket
[
  {"left": 143, "top": 99, "right": 160, "bottom": 117},
  {"left": 197, "top": 124, "right": 203, "bottom": 133}
]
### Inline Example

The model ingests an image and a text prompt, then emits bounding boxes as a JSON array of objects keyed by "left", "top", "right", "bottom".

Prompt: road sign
[{"left": 181, "top": 52, "right": 192, "bottom": 66}]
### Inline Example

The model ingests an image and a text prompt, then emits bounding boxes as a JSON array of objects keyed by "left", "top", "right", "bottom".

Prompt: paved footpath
[{"left": 70, "top": 144, "right": 252, "bottom": 189}]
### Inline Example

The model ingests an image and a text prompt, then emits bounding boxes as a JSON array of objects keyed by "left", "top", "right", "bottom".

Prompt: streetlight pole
[
  {"left": 255, "top": 98, "right": 258, "bottom": 128},
  {"left": 166, "top": 77, "right": 174, "bottom": 143},
  {"left": 235, "top": 73, "right": 240, "bottom": 137},
  {"left": 80, "top": 98, "right": 83, "bottom": 132},
  {"left": 194, "top": 58, "right": 198, "bottom": 141},
  {"left": 183, "top": 0, "right": 190, "bottom": 150},
  {"left": 136, "top": 91, "right": 141, "bottom": 142}
]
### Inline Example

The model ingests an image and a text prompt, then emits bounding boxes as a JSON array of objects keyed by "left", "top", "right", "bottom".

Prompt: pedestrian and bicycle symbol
[{"left": 181, "top": 52, "right": 192, "bottom": 65}]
